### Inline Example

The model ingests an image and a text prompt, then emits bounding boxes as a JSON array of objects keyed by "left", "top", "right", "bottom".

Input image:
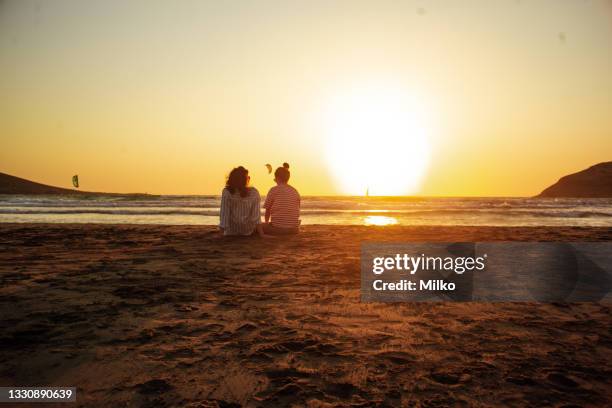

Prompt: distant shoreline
[
  {"left": 4, "top": 193, "right": 612, "bottom": 199},
  {"left": 2, "top": 161, "right": 612, "bottom": 198}
]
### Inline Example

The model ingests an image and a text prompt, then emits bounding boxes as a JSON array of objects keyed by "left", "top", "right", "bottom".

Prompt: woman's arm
[
  {"left": 252, "top": 189, "right": 269, "bottom": 237},
  {"left": 263, "top": 188, "right": 274, "bottom": 223}
]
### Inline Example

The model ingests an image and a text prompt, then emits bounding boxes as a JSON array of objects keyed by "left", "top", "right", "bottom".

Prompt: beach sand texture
[{"left": 1, "top": 224, "right": 611, "bottom": 407}]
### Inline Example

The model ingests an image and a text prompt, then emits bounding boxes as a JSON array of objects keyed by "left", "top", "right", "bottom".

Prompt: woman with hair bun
[
  {"left": 219, "top": 166, "right": 267, "bottom": 237},
  {"left": 263, "top": 162, "right": 301, "bottom": 235}
]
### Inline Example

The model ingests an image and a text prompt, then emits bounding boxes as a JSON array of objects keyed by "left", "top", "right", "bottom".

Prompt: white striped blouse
[{"left": 219, "top": 187, "right": 261, "bottom": 236}]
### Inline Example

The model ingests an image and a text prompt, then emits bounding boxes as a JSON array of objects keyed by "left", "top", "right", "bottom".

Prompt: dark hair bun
[{"left": 283, "top": 162, "right": 290, "bottom": 169}]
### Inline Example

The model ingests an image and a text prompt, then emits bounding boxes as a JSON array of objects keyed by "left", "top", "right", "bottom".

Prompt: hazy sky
[{"left": 1, "top": 0, "right": 611, "bottom": 195}]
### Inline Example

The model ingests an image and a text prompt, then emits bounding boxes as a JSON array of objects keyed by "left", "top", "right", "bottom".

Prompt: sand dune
[{"left": 0, "top": 224, "right": 611, "bottom": 407}]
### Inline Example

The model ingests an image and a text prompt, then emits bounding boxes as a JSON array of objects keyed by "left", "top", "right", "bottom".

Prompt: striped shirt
[
  {"left": 219, "top": 187, "right": 261, "bottom": 236},
  {"left": 264, "top": 184, "right": 301, "bottom": 228}
]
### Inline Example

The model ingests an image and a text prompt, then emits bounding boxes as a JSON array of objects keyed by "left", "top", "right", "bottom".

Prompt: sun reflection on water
[{"left": 363, "top": 215, "right": 398, "bottom": 226}]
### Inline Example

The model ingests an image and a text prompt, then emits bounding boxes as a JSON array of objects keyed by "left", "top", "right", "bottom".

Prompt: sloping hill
[
  {"left": 0, "top": 172, "right": 83, "bottom": 194},
  {"left": 538, "top": 162, "right": 612, "bottom": 198},
  {"left": 0, "top": 172, "right": 149, "bottom": 196}
]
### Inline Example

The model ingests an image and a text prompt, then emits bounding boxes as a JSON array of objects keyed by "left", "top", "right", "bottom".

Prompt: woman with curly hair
[{"left": 219, "top": 166, "right": 266, "bottom": 237}]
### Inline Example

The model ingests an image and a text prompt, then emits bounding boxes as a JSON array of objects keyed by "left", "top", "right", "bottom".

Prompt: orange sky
[{"left": 1, "top": 0, "right": 611, "bottom": 196}]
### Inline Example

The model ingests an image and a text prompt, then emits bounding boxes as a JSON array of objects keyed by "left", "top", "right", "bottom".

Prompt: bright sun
[{"left": 323, "top": 85, "right": 431, "bottom": 196}]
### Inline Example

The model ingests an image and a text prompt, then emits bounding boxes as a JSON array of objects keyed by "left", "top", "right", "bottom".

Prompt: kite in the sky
[
  {"left": 265, "top": 164, "right": 273, "bottom": 174},
  {"left": 72, "top": 175, "right": 79, "bottom": 188}
]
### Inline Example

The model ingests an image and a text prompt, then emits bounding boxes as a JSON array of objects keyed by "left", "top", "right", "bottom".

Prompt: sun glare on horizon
[
  {"left": 323, "top": 84, "right": 431, "bottom": 196},
  {"left": 364, "top": 215, "right": 399, "bottom": 226}
]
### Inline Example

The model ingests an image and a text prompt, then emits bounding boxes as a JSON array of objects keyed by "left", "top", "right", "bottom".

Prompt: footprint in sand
[
  {"left": 377, "top": 351, "right": 416, "bottom": 365},
  {"left": 136, "top": 379, "right": 173, "bottom": 394},
  {"left": 278, "top": 338, "right": 317, "bottom": 352},
  {"left": 325, "top": 382, "right": 360, "bottom": 399},
  {"left": 164, "top": 347, "right": 196, "bottom": 360},
  {"left": 235, "top": 323, "right": 257, "bottom": 334},
  {"left": 429, "top": 370, "right": 472, "bottom": 386},
  {"left": 547, "top": 372, "right": 579, "bottom": 389}
]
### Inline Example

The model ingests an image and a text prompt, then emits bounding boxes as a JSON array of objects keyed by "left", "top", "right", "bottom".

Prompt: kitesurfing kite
[
  {"left": 72, "top": 175, "right": 79, "bottom": 188},
  {"left": 265, "top": 164, "right": 273, "bottom": 174}
]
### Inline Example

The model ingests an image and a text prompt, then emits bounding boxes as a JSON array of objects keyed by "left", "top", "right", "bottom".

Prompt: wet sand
[{"left": 0, "top": 224, "right": 611, "bottom": 407}]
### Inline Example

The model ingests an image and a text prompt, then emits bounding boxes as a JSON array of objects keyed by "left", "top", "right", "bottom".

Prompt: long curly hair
[{"left": 225, "top": 166, "right": 250, "bottom": 197}]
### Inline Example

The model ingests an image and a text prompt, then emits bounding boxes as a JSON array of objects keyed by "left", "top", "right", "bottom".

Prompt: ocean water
[{"left": 0, "top": 195, "right": 610, "bottom": 227}]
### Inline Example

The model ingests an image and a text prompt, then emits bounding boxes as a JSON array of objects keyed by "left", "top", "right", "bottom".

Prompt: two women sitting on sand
[{"left": 218, "top": 163, "right": 300, "bottom": 237}]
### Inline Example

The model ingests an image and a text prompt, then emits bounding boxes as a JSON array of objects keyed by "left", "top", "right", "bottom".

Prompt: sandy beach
[{"left": 1, "top": 224, "right": 611, "bottom": 407}]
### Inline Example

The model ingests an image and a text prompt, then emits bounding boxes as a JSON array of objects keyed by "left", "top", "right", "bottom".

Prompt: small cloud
[{"left": 558, "top": 32, "right": 567, "bottom": 44}]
